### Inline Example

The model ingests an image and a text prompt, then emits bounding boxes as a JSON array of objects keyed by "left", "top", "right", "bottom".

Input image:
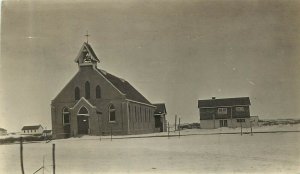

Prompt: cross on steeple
[{"left": 85, "top": 31, "right": 90, "bottom": 43}]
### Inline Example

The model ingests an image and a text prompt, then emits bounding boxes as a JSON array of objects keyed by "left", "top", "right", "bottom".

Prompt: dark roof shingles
[
  {"left": 96, "top": 68, "right": 152, "bottom": 105},
  {"left": 22, "top": 125, "right": 42, "bottom": 130},
  {"left": 198, "top": 97, "right": 250, "bottom": 108}
]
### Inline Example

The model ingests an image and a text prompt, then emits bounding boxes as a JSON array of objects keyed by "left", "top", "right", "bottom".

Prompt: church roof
[{"left": 96, "top": 68, "right": 152, "bottom": 105}]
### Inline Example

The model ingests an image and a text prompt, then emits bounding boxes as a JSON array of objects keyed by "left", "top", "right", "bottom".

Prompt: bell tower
[{"left": 74, "top": 32, "right": 100, "bottom": 68}]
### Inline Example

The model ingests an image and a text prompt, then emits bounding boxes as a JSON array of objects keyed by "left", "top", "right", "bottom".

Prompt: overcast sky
[{"left": 1, "top": 0, "right": 300, "bottom": 131}]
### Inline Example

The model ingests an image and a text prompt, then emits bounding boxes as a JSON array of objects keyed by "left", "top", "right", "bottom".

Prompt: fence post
[
  {"left": 20, "top": 137, "right": 25, "bottom": 174},
  {"left": 240, "top": 122, "right": 242, "bottom": 136},
  {"left": 98, "top": 115, "right": 101, "bottom": 141},
  {"left": 52, "top": 144, "right": 55, "bottom": 174},
  {"left": 167, "top": 122, "right": 170, "bottom": 139},
  {"left": 250, "top": 121, "right": 253, "bottom": 136},
  {"left": 178, "top": 117, "right": 181, "bottom": 138},
  {"left": 110, "top": 127, "right": 112, "bottom": 141}
]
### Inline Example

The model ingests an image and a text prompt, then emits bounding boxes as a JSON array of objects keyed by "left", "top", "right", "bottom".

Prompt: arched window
[
  {"left": 78, "top": 106, "right": 89, "bottom": 115},
  {"left": 109, "top": 104, "right": 116, "bottom": 122},
  {"left": 62, "top": 107, "right": 70, "bottom": 124},
  {"left": 96, "top": 85, "right": 101, "bottom": 98},
  {"left": 75, "top": 87, "right": 80, "bottom": 100},
  {"left": 85, "top": 81, "right": 90, "bottom": 99}
]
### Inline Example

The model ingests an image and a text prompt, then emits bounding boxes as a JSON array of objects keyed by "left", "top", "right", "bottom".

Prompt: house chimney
[{"left": 212, "top": 97, "right": 216, "bottom": 99}]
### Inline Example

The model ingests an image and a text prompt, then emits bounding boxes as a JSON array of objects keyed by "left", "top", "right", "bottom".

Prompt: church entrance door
[
  {"left": 77, "top": 115, "right": 89, "bottom": 134},
  {"left": 77, "top": 106, "right": 90, "bottom": 135}
]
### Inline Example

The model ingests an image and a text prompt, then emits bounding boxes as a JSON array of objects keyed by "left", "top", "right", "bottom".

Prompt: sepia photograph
[{"left": 0, "top": 0, "right": 300, "bottom": 173}]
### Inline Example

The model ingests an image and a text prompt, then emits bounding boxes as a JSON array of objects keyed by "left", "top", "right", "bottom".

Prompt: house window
[
  {"left": 34, "top": 130, "right": 36, "bottom": 132},
  {"left": 85, "top": 81, "right": 90, "bottom": 99},
  {"left": 220, "top": 120, "right": 228, "bottom": 127},
  {"left": 237, "top": 119, "right": 245, "bottom": 122},
  {"left": 218, "top": 108, "right": 227, "bottom": 114},
  {"left": 96, "top": 85, "right": 101, "bottom": 98},
  {"left": 236, "top": 107, "right": 245, "bottom": 112},
  {"left": 75, "top": 87, "right": 80, "bottom": 100},
  {"left": 63, "top": 107, "right": 70, "bottom": 124},
  {"left": 23, "top": 130, "right": 25, "bottom": 133},
  {"left": 109, "top": 104, "right": 116, "bottom": 122}
]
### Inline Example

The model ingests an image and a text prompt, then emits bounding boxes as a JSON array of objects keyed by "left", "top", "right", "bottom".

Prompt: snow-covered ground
[{"left": 1, "top": 125, "right": 300, "bottom": 174}]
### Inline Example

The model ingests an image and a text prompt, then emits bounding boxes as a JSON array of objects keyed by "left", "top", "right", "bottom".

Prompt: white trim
[
  {"left": 126, "top": 99, "right": 156, "bottom": 108},
  {"left": 52, "top": 71, "right": 80, "bottom": 101},
  {"left": 93, "top": 67, "right": 126, "bottom": 95},
  {"left": 70, "top": 97, "right": 96, "bottom": 110}
]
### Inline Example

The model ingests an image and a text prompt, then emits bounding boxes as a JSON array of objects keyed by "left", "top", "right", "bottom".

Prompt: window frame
[
  {"left": 217, "top": 108, "right": 227, "bottom": 115},
  {"left": 109, "top": 104, "right": 116, "bottom": 123},
  {"left": 62, "top": 107, "right": 71, "bottom": 125}
]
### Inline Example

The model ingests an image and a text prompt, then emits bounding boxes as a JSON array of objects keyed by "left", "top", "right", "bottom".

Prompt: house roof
[
  {"left": 21, "top": 125, "right": 42, "bottom": 130},
  {"left": 96, "top": 68, "right": 152, "bottom": 105},
  {"left": 0, "top": 128, "right": 7, "bottom": 131},
  {"left": 154, "top": 103, "right": 167, "bottom": 114},
  {"left": 198, "top": 97, "right": 251, "bottom": 108}
]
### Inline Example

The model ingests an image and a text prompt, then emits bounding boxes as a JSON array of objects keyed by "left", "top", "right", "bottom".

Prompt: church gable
[{"left": 52, "top": 67, "right": 125, "bottom": 104}]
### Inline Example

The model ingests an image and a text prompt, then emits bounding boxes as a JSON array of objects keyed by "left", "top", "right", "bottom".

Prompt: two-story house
[{"left": 198, "top": 97, "right": 251, "bottom": 128}]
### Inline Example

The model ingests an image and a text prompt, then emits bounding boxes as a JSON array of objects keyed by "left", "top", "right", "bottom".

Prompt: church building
[{"left": 51, "top": 42, "right": 157, "bottom": 139}]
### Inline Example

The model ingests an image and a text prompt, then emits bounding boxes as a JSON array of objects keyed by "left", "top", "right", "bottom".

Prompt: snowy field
[{"left": 0, "top": 126, "right": 300, "bottom": 174}]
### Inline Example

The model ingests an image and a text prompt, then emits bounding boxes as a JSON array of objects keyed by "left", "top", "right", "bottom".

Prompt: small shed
[{"left": 154, "top": 103, "right": 167, "bottom": 132}]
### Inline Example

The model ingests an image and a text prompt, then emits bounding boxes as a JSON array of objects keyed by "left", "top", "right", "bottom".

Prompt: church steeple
[{"left": 74, "top": 42, "right": 100, "bottom": 68}]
